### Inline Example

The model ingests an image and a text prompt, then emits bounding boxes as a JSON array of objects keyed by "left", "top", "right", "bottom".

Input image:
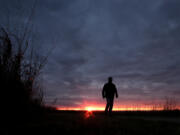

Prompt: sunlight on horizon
[{"left": 56, "top": 106, "right": 166, "bottom": 111}]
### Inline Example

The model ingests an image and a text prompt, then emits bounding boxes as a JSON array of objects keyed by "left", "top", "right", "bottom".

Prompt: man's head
[{"left": 108, "top": 77, "right": 113, "bottom": 83}]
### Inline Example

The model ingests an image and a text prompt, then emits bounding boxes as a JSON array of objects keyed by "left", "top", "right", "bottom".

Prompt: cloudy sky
[{"left": 1, "top": 0, "right": 180, "bottom": 109}]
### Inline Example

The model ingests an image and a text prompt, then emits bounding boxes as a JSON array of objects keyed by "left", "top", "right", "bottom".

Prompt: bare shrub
[
  {"left": 0, "top": 1, "right": 52, "bottom": 118},
  {"left": 163, "top": 97, "right": 177, "bottom": 111}
]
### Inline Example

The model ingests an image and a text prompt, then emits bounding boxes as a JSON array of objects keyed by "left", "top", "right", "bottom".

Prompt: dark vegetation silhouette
[
  {"left": 0, "top": 26, "right": 47, "bottom": 122},
  {"left": 102, "top": 77, "right": 118, "bottom": 115},
  {"left": 0, "top": 1, "right": 54, "bottom": 124}
]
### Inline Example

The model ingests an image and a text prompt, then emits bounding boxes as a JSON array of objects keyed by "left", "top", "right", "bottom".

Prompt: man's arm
[
  {"left": 115, "top": 85, "right": 118, "bottom": 98},
  {"left": 102, "top": 85, "right": 106, "bottom": 98}
]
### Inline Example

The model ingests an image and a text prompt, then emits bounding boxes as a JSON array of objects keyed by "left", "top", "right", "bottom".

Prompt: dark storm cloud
[{"left": 1, "top": 0, "right": 180, "bottom": 107}]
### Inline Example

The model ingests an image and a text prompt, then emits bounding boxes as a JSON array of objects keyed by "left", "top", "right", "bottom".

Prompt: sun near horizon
[{"left": 56, "top": 105, "right": 168, "bottom": 112}]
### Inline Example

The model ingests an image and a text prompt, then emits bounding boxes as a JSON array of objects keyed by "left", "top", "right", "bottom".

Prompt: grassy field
[{"left": 4, "top": 111, "right": 180, "bottom": 135}]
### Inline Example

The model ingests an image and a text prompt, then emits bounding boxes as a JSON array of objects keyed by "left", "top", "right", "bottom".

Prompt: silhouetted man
[{"left": 102, "top": 77, "right": 118, "bottom": 115}]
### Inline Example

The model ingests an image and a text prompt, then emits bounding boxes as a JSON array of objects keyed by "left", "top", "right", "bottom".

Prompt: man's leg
[
  {"left": 109, "top": 98, "right": 114, "bottom": 115},
  {"left": 105, "top": 98, "right": 110, "bottom": 114}
]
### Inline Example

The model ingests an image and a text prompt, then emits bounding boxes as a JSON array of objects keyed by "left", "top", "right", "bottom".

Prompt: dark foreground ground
[{"left": 4, "top": 111, "right": 180, "bottom": 135}]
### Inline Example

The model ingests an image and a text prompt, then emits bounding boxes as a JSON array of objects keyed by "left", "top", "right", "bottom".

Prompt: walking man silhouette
[{"left": 102, "top": 77, "right": 118, "bottom": 115}]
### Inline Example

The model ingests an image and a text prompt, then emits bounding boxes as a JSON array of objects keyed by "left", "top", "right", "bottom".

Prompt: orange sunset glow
[{"left": 57, "top": 105, "right": 165, "bottom": 111}]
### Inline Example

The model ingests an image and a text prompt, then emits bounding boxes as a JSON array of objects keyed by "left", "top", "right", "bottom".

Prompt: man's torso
[{"left": 104, "top": 83, "right": 116, "bottom": 98}]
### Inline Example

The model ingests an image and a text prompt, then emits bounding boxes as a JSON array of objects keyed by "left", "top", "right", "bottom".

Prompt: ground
[{"left": 4, "top": 111, "right": 180, "bottom": 135}]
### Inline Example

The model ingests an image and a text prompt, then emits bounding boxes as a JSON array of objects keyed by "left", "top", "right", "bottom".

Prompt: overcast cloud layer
[{"left": 1, "top": 0, "right": 180, "bottom": 108}]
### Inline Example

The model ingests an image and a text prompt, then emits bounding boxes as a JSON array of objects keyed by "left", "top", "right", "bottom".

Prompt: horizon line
[{"left": 56, "top": 107, "right": 168, "bottom": 111}]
